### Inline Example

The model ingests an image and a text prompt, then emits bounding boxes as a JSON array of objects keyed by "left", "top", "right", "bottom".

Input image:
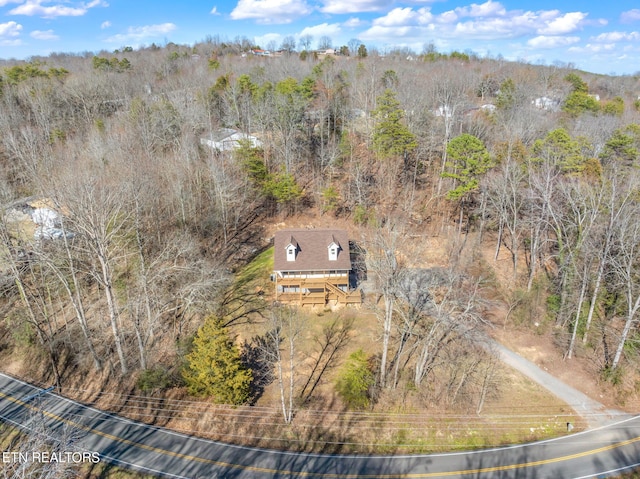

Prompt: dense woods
[{"left": 1, "top": 38, "right": 640, "bottom": 424}]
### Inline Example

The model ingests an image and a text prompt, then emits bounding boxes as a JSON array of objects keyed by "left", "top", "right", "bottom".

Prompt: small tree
[
  {"left": 495, "top": 78, "right": 516, "bottom": 109},
  {"left": 442, "top": 133, "right": 494, "bottom": 200},
  {"left": 266, "top": 169, "right": 303, "bottom": 205},
  {"left": 562, "top": 91, "right": 600, "bottom": 117},
  {"left": 183, "top": 316, "right": 252, "bottom": 405},
  {"left": 336, "top": 349, "right": 374, "bottom": 409},
  {"left": 372, "top": 89, "right": 417, "bottom": 160}
]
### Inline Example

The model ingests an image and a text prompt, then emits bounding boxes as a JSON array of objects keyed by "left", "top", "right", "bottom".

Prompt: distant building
[
  {"left": 200, "top": 128, "right": 262, "bottom": 152},
  {"left": 273, "top": 229, "right": 361, "bottom": 306},
  {"left": 250, "top": 49, "right": 271, "bottom": 57},
  {"left": 316, "top": 48, "right": 336, "bottom": 57},
  {"left": 532, "top": 96, "right": 561, "bottom": 111}
]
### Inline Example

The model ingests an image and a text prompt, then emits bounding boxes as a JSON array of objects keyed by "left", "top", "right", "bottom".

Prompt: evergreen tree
[
  {"left": 372, "top": 89, "right": 417, "bottom": 159},
  {"left": 599, "top": 125, "right": 640, "bottom": 166},
  {"left": 564, "top": 73, "right": 589, "bottom": 93},
  {"left": 495, "top": 78, "right": 516, "bottom": 110},
  {"left": 531, "top": 128, "right": 591, "bottom": 175},
  {"left": 183, "top": 316, "right": 252, "bottom": 405},
  {"left": 442, "top": 133, "right": 494, "bottom": 199},
  {"left": 562, "top": 91, "right": 600, "bottom": 117},
  {"left": 336, "top": 349, "right": 374, "bottom": 409},
  {"left": 235, "top": 139, "right": 268, "bottom": 186},
  {"left": 561, "top": 73, "right": 599, "bottom": 117},
  {"left": 265, "top": 168, "right": 303, "bottom": 204}
]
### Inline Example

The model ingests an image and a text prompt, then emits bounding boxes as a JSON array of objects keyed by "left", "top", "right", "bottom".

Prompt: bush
[
  {"left": 336, "top": 349, "right": 374, "bottom": 409},
  {"left": 137, "top": 367, "right": 173, "bottom": 393}
]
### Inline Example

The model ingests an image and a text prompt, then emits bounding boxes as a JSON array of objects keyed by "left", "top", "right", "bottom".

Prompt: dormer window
[
  {"left": 328, "top": 240, "right": 339, "bottom": 261},
  {"left": 285, "top": 236, "right": 298, "bottom": 262}
]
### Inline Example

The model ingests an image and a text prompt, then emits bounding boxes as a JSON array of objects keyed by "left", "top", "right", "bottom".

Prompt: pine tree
[
  {"left": 335, "top": 349, "right": 374, "bottom": 409},
  {"left": 183, "top": 316, "right": 252, "bottom": 404},
  {"left": 531, "top": 128, "right": 590, "bottom": 175},
  {"left": 442, "top": 133, "right": 494, "bottom": 199},
  {"left": 372, "top": 89, "right": 417, "bottom": 159}
]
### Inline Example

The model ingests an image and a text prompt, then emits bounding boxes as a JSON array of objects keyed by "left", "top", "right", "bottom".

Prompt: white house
[
  {"left": 200, "top": 128, "right": 262, "bottom": 152},
  {"left": 532, "top": 97, "right": 561, "bottom": 111},
  {"left": 273, "top": 229, "right": 361, "bottom": 305}
]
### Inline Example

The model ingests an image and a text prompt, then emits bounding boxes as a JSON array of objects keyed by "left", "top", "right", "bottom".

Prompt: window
[
  {"left": 287, "top": 246, "right": 296, "bottom": 261},
  {"left": 328, "top": 244, "right": 338, "bottom": 261}
]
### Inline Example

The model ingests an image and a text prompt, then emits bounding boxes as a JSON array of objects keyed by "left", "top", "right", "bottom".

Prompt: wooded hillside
[{"left": 1, "top": 40, "right": 640, "bottom": 430}]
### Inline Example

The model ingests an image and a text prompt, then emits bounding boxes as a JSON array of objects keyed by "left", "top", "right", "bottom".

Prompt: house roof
[
  {"left": 200, "top": 128, "right": 262, "bottom": 151},
  {"left": 274, "top": 229, "right": 351, "bottom": 272}
]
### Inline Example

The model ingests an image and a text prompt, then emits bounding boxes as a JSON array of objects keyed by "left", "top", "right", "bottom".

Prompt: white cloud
[
  {"left": 360, "top": 24, "right": 414, "bottom": 41},
  {"left": 343, "top": 17, "right": 365, "bottom": 28},
  {"left": 253, "top": 32, "right": 281, "bottom": 48},
  {"left": 454, "top": 1, "right": 506, "bottom": 18},
  {"left": 320, "top": 0, "right": 390, "bottom": 15},
  {"left": 210, "top": 6, "right": 220, "bottom": 15},
  {"left": 537, "top": 11, "right": 586, "bottom": 35},
  {"left": 8, "top": 0, "right": 108, "bottom": 18},
  {"left": 101, "top": 20, "right": 111, "bottom": 29},
  {"left": 30, "top": 29, "right": 59, "bottom": 40},
  {"left": 0, "top": 0, "right": 22, "bottom": 6},
  {"left": 592, "top": 31, "right": 640, "bottom": 42},
  {"left": 570, "top": 43, "right": 616, "bottom": 54},
  {"left": 527, "top": 35, "right": 579, "bottom": 49},
  {"left": 371, "top": 7, "right": 433, "bottom": 27},
  {"left": 106, "top": 23, "right": 177, "bottom": 43},
  {"left": 0, "top": 21, "right": 22, "bottom": 45},
  {"left": 230, "top": 0, "right": 311, "bottom": 24},
  {"left": 299, "top": 22, "right": 342, "bottom": 39},
  {"left": 373, "top": 8, "right": 417, "bottom": 27},
  {"left": 360, "top": 4, "right": 590, "bottom": 46},
  {"left": 621, "top": 9, "right": 640, "bottom": 24},
  {"left": 0, "top": 20, "right": 23, "bottom": 46},
  {"left": 437, "top": 10, "right": 458, "bottom": 24}
]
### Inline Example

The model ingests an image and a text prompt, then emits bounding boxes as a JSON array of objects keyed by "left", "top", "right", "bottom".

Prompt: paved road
[{"left": 1, "top": 373, "right": 640, "bottom": 478}]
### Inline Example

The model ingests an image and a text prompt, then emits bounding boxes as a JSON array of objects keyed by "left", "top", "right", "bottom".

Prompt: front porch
[{"left": 274, "top": 276, "right": 361, "bottom": 306}]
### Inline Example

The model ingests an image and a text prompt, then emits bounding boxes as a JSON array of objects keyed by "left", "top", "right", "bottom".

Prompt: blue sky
[{"left": 1, "top": 0, "right": 639, "bottom": 75}]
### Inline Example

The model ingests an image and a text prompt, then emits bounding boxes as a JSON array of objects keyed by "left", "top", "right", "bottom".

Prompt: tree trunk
[
  {"left": 583, "top": 256, "right": 604, "bottom": 345},
  {"left": 567, "top": 262, "right": 589, "bottom": 359},
  {"left": 379, "top": 293, "right": 393, "bottom": 387},
  {"left": 98, "top": 250, "right": 127, "bottom": 375}
]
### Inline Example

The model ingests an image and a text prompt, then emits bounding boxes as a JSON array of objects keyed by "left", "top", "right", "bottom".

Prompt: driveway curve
[{"left": 489, "top": 340, "right": 626, "bottom": 428}]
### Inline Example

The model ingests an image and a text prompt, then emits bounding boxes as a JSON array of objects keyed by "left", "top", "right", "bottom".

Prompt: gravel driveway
[{"left": 489, "top": 339, "right": 628, "bottom": 428}]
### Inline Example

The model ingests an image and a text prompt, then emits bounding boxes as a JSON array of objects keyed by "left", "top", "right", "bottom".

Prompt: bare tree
[
  {"left": 366, "top": 224, "right": 404, "bottom": 387},
  {"left": 318, "top": 36, "right": 333, "bottom": 50},
  {"left": 348, "top": 38, "right": 361, "bottom": 56},
  {"left": 57, "top": 174, "right": 134, "bottom": 375},
  {"left": 299, "top": 34, "right": 313, "bottom": 51},
  {"left": 609, "top": 202, "right": 640, "bottom": 370},
  {"left": 265, "top": 306, "right": 306, "bottom": 423}
]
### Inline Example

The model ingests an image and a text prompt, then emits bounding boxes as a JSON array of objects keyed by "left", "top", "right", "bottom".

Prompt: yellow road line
[{"left": 1, "top": 390, "right": 638, "bottom": 478}]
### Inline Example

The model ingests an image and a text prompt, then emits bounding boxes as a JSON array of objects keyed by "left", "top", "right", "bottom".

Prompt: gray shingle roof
[{"left": 274, "top": 229, "right": 351, "bottom": 272}]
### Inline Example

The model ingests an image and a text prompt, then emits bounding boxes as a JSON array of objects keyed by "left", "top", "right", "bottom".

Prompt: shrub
[
  {"left": 336, "top": 349, "right": 374, "bottom": 409},
  {"left": 137, "top": 367, "right": 173, "bottom": 393}
]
